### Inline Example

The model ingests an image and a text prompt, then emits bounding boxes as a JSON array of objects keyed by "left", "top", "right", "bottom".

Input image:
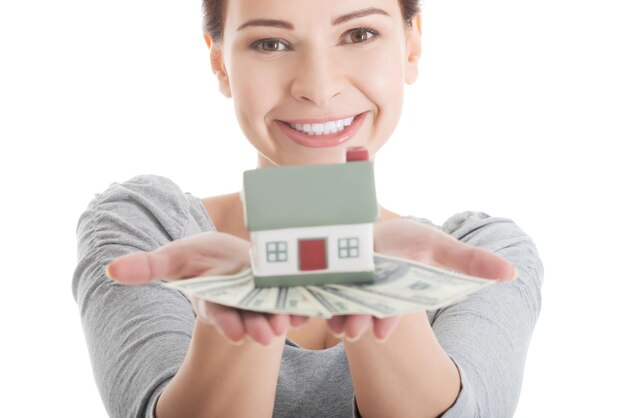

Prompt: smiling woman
[
  {"left": 206, "top": 1, "right": 422, "bottom": 167},
  {"left": 71, "top": 0, "right": 543, "bottom": 417}
]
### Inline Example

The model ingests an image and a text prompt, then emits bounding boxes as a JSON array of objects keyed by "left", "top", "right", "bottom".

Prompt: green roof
[{"left": 243, "top": 161, "right": 378, "bottom": 231}]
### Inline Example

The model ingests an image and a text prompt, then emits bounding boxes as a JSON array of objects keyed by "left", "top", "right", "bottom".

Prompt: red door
[{"left": 298, "top": 239, "right": 327, "bottom": 271}]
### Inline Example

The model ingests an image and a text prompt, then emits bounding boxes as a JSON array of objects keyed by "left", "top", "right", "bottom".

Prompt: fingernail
[
  {"left": 229, "top": 336, "right": 245, "bottom": 346},
  {"left": 104, "top": 264, "right": 115, "bottom": 280},
  {"left": 218, "top": 325, "right": 246, "bottom": 345},
  {"left": 212, "top": 324, "right": 244, "bottom": 346},
  {"left": 374, "top": 334, "right": 391, "bottom": 343}
]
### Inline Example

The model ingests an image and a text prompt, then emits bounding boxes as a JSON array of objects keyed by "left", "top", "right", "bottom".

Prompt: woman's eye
[
  {"left": 343, "top": 28, "right": 379, "bottom": 44},
  {"left": 252, "top": 39, "right": 289, "bottom": 52}
]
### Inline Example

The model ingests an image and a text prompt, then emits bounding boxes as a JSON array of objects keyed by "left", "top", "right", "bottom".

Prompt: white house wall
[{"left": 250, "top": 223, "right": 374, "bottom": 277}]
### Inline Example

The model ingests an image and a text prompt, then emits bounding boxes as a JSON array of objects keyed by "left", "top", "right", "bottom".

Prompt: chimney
[{"left": 346, "top": 146, "right": 369, "bottom": 162}]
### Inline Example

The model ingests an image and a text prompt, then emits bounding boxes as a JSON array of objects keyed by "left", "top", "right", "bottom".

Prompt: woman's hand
[
  {"left": 373, "top": 218, "right": 517, "bottom": 279},
  {"left": 326, "top": 218, "right": 517, "bottom": 342},
  {"left": 105, "top": 231, "right": 309, "bottom": 345}
]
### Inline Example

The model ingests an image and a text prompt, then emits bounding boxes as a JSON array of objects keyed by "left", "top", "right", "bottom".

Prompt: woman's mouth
[
  {"left": 276, "top": 112, "right": 368, "bottom": 148},
  {"left": 288, "top": 116, "right": 355, "bottom": 135}
]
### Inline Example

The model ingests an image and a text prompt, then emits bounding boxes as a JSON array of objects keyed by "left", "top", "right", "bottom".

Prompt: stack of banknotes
[{"left": 165, "top": 253, "right": 497, "bottom": 318}]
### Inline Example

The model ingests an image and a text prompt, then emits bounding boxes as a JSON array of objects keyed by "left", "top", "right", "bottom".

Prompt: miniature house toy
[{"left": 242, "top": 147, "right": 379, "bottom": 288}]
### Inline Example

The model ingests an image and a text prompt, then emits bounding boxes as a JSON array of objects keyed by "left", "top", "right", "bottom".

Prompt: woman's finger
[
  {"left": 289, "top": 315, "right": 310, "bottom": 328},
  {"left": 375, "top": 218, "right": 517, "bottom": 281},
  {"left": 435, "top": 238, "right": 517, "bottom": 281},
  {"left": 267, "top": 313, "right": 290, "bottom": 336},
  {"left": 203, "top": 301, "right": 247, "bottom": 344},
  {"left": 105, "top": 232, "right": 250, "bottom": 285},
  {"left": 371, "top": 316, "right": 401, "bottom": 341},
  {"left": 105, "top": 250, "right": 169, "bottom": 285},
  {"left": 326, "top": 315, "right": 347, "bottom": 335},
  {"left": 242, "top": 311, "right": 276, "bottom": 346},
  {"left": 190, "top": 296, "right": 246, "bottom": 343},
  {"left": 343, "top": 314, "right": 372, "bottom": 341}
]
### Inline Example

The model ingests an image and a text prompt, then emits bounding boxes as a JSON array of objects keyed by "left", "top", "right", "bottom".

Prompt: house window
[
  {"left": 267, "top": 241, "right": 287, "bottom": 262},
  {"left": 338, "top": 237, "right": 359, "bottom": 258}
]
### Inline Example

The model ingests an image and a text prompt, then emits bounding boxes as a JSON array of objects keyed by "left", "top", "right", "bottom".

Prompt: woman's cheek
[
  {"left": 352, "top": 51, "right": 404, "bottom": 107},
  {"left": 233, "top": 64, "right": 285, "bottom": 109}
]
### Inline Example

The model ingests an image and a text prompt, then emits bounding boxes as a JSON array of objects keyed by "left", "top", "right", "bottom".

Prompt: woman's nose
[{"left": 289, "top": 50, "right": 345, "bottom": 107}]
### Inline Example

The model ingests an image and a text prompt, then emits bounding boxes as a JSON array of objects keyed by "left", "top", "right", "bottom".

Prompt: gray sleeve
[
  {"left": 72, "top": 174, "right": 210, "bottom": 418},
  {"left": 432, "top": 211, "right": 544, "bottom": 417}
]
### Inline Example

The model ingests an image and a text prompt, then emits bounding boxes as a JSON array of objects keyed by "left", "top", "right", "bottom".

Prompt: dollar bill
[
  {"left": 165, "top": 268, "right": 252, "bottom": 293},
  {"left": 164, "top": 253, "right": 496, "bottom": 318},
  {"left": 329, "top": 254, "right": 495, "bottom": 311},
  {"left": 167, "top": 270, "right": 325, "bottom": 316},
  {"left": 300, "top": 286, "right": 377, "bottom": 318}
]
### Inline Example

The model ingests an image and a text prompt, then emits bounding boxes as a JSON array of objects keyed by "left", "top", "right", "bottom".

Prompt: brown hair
[{"left": 202, "top": 0, "right": 422, "bottom": 43}]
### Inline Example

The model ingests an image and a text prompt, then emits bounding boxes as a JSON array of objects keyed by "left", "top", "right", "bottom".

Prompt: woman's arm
[
  {"left": 73, "top": 175, "right": 299, "bottom": 417},
  {"left": 345, "top": 312, "right": 460, "bottom": 418},
  {"left": 340, "top": 214, "right": 542, "bottom": 417},
  {"left": 105, "top": 232, "right": 300, "bottom": 418},
  {"left": 155, "top": 319, "right": 285, "bottom": 418}
]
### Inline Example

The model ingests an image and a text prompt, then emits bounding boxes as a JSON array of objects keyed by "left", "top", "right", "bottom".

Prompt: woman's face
[{"left": 211, "top": 0, "right": 421, "bottom": 167}]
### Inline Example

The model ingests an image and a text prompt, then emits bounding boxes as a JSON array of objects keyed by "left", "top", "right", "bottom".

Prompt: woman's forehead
[{"left": 225, "top": 0, "right": 404, "bottom": 26}]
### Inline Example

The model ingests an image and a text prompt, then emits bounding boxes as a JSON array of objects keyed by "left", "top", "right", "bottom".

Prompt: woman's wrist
[
  {"left": 344, "top": 311, "right": 460, "bottom": 418},
  {"left": 156, "top": 318, "right": 286, "bottom": 418}
]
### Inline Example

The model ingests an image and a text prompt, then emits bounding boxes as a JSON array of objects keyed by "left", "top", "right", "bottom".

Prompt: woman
[{"left": 73, "top": 0, "right": 543, "bottom": 416}]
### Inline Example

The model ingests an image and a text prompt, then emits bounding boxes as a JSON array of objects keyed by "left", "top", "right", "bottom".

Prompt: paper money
[
  {"left": 332, "top": 253, "right": 495, "bottom": 311},
  {"left": 164, "top": 253, "right": 496, "bottom": 318}
]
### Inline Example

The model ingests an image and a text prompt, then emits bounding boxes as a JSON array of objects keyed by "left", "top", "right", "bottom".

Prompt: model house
[{"left": 242, "top": 147, "right": 379, "bottom": 287}]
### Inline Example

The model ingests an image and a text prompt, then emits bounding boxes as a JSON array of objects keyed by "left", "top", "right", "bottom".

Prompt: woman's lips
[{"left": 276, "top": 112, "right": 368, "bottom": 148}]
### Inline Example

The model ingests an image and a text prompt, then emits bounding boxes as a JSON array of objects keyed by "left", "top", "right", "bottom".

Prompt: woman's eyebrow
[
  {"left": 237, "top": 19, "right": 293, "bottom": 31},
  {"left": 332, "top": 7, "right": 390, "bottom": 25},
  {"left": 236, "top": 7, "right": 390, "bottom": 32}
]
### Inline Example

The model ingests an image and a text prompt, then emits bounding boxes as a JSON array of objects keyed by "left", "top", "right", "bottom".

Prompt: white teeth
[
  {"left": 288, "top": 115, "right": 357, "bottom": 136},
  {"left": 312, "top": 123, "right": 324, "bottom": 134}
]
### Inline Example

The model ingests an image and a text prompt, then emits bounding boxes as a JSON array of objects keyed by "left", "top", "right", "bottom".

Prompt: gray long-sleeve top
[{"left": 72, "top": 174, "right": 543, "bottom": 418}]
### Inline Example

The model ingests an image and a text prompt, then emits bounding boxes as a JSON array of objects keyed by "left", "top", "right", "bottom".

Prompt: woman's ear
[
  {"left": 204, "top": 34, "right": 232, "bottom": 98},
  {"left": 416, "top": 14, "right": 422, "bottom": 36},
  {"left": 203, "top": 33, "right": 212, "bottom": 49},
  {"left": 404, "top": 15, "right": 422, "bottom": 85}
]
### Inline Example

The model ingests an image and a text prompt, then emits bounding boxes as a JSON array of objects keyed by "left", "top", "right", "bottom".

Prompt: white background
[{"left": 1, "top": 0, "right": 624, "bottom": 416}]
